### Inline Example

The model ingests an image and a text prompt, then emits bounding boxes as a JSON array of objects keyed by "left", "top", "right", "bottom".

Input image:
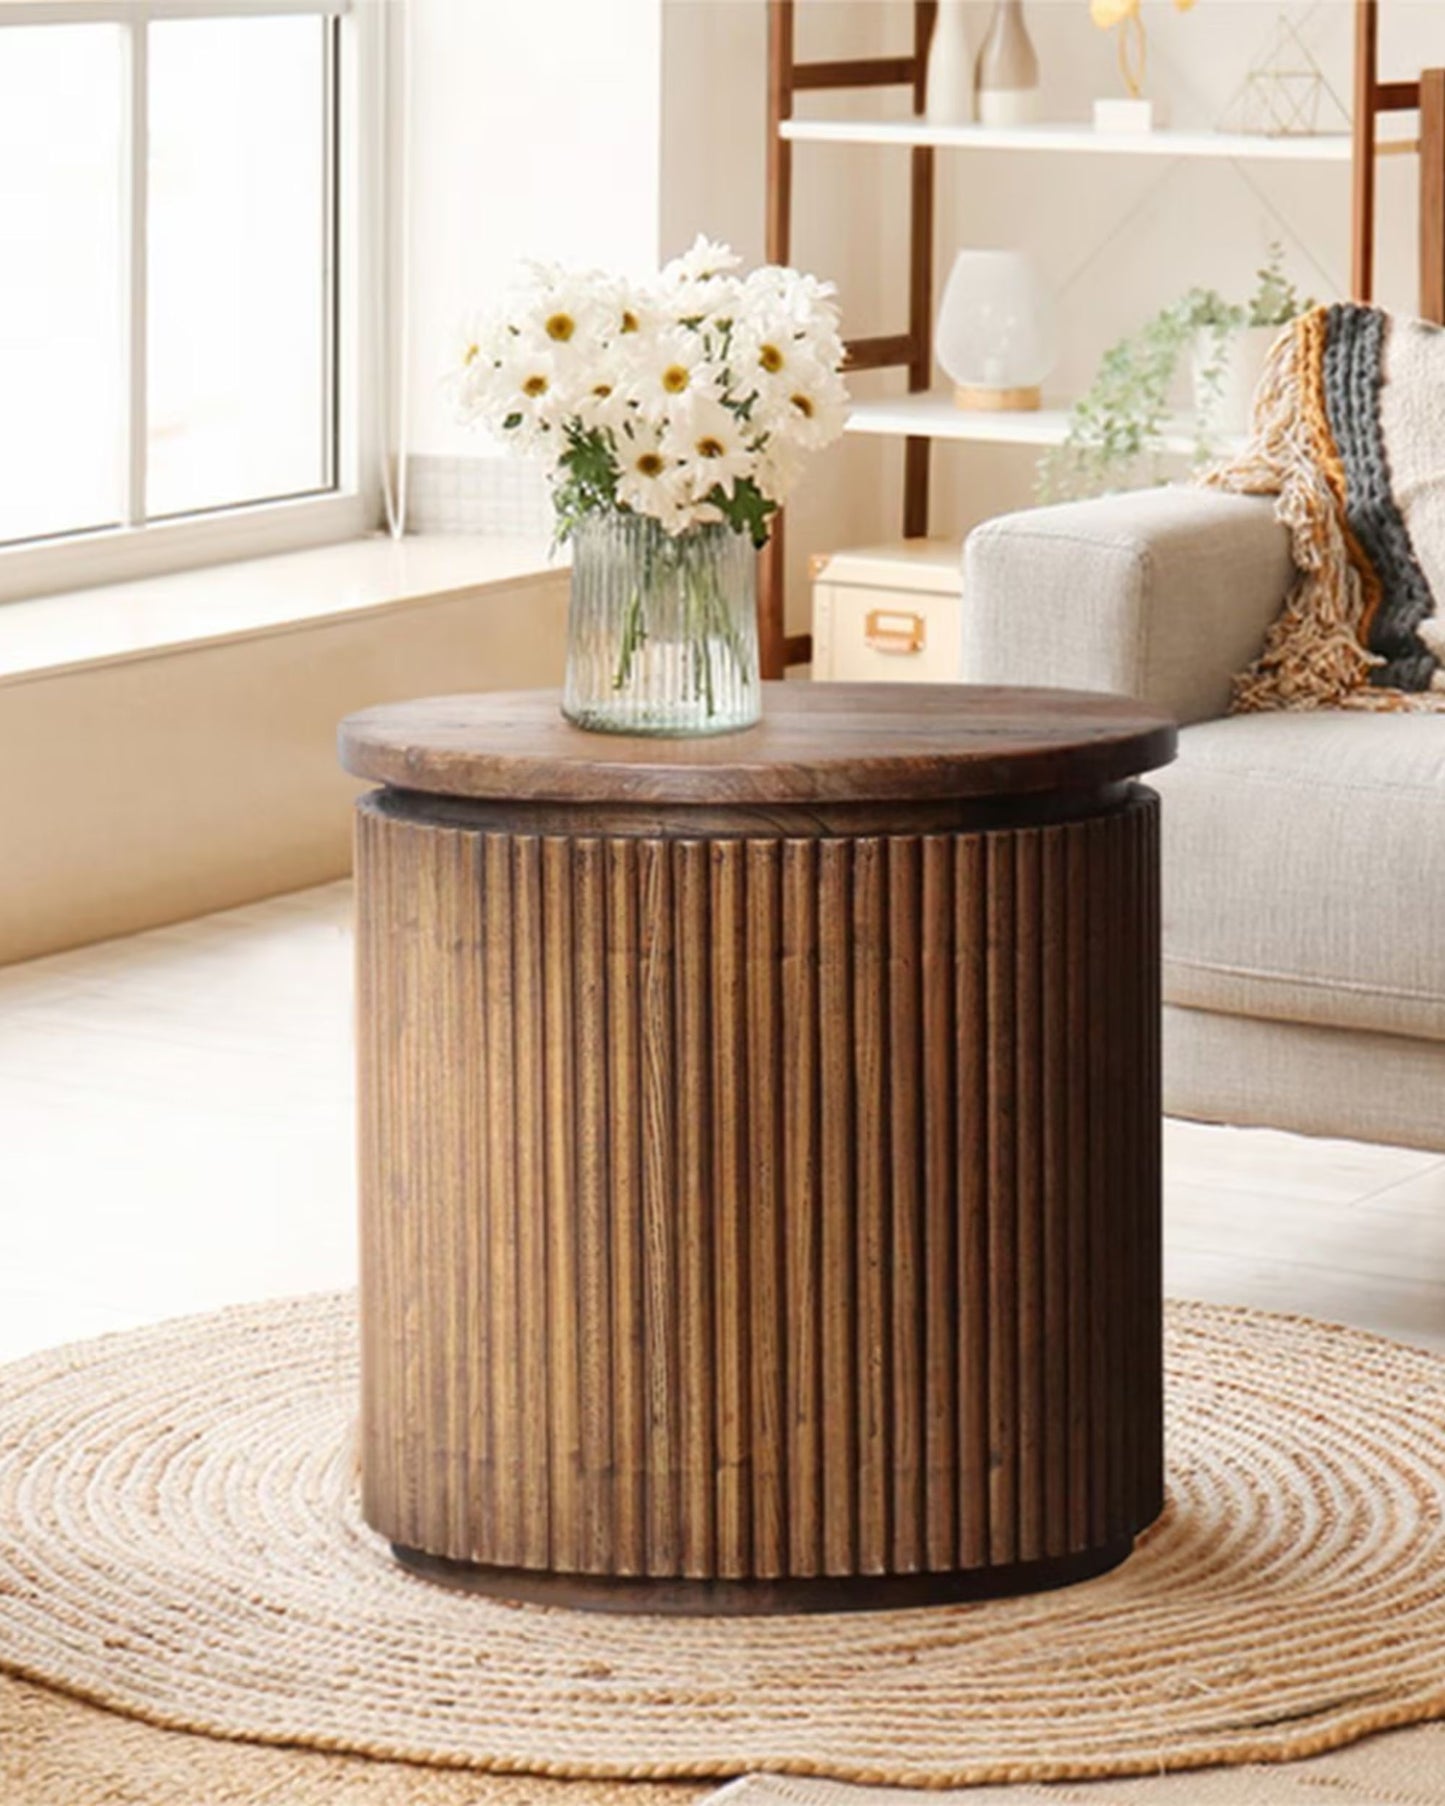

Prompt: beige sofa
[{"left": 962, "top": 485, "right": 1445, "bottom": 1153}]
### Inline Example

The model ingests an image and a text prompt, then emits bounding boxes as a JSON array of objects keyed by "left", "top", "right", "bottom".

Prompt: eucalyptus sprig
[{"left": 1038, "top": 244, "right": 1311, "bottom": 501}]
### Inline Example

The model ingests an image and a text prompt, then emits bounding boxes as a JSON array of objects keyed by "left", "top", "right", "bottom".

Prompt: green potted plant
[
  {"left": 1190, "top": 248, "right": 1312, "bottom": 437},
  {"left": 1040, "top": 245, "right": 1311, "bottom": 500}
]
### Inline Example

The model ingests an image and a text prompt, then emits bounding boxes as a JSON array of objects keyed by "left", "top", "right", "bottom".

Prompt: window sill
[{"left": 0, "top": 532, "right": 564, "bottom": 687}]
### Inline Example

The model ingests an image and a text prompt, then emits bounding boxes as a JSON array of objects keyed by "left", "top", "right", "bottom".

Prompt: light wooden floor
[{"left": 0, "top": 880, "right": 1441, "bottom": 1363}]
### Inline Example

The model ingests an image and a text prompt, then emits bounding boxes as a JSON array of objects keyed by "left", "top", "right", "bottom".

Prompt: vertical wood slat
[
  {"left": 1064, "top": 821, "right": 1092, "bottom": 1554},
  {"left": 358, "top": 794, "right": 1164, "bottom": 1590},
  {"left": 746, "top": 841, "right": 788, "bottom": 1577},
  {"left": 1039, "top": 826, "right": 1071, "bottom": 1557},
  {"left": 414, "top": 824, "right": 456, "bottom": 1557},
  {"left": 1013, "top": 829, "right": 1045, "bottom": 1565},
  {"left": 887, "top": 838, "right": 924, "bottom": 1573},
  {"left": 482, "top": 834, "right": 522, "bottom": 1566},
  {"left": 1142, "top": 798, "right": 1167, "bottom": 1522},
  {"left": 638, "top": 839, "right": 679, "bottom": 1575},
  {"left": 1148, "top": 798, "right": 1170, "bottom": 1517},
  {"left": 1085, "top": 814, "right": 1113, "bottom": 1546},
  {"left": 1119, "top": 806, "right": 1145, "bottom": 1537},
  {"left": 921, "top": 835, "right": 958, "bottom": 1570},
  {"left": 511, "top": 836, "right": 551, "bottom": 1568},
  {"left": 572, "top": 839, "right": 613, "bottom": 1572},
  {"left": 674, "top": 840, "right": 716, "bottom": 1578},
  {"left": 605, "top": 840, "right": 645, "bottom": 1575},
  {"left": 354, "top": 807, "right": 391, "bottom": 1536},
  {"left": 442, "top": 829, "right": 486, "bottom": 1563},
  {"left": 818, "top": 839, "right": 858, "bottom": 1576},
  {"left": 541, "top": 838, "right": 581, "bottom": 1573},
  {"left": 782, "top": 840, "right": 823, "bottom": 1575},
  {"left": 711, "top": 841, "right": 752, "bottom": 1578},
  {"left": 954, "top": 835, "right": 989, "bottom": 1569},
  {"left": 852, "top": 838, "right": 890, "bottom": 1573},
  {"left": 985, "top": 834, "right": 1018, "bottom": 1566},
  {"left": 1103, "top": 810, "right": 1129, "bottom": 1542}
]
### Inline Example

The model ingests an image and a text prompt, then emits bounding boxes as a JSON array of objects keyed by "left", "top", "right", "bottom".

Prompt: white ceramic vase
[
  {"left": 1192, "top": 323, "right": 1281, "bottom": 437},
  {"left": 975, "top": 0, "right": 1040, "bottom": 127},
  {"left": 925, "top": 0, "right": 973, "bottom": 126}
]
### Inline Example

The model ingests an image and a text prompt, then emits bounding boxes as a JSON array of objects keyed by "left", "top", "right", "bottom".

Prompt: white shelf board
[
  {"left": 780, "top": 118, "right": 1353, "bottom": 161},
  {"left": 845, "top": 392, "right": 1231, "bottom": 457}
]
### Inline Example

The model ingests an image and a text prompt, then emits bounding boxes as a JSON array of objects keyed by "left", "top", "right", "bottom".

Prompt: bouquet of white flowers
[{"left": 451, "top": 236, "right": 849, "bottom": 546}]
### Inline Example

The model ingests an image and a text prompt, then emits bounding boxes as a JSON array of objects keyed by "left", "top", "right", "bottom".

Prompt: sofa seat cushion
[{"left": 1153, "top": 711, "right": 1445, "bottom": 1041}]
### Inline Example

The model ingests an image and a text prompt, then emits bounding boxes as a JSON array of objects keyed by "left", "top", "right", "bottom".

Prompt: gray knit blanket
[{"left": 1203, "top": 302, "right": 1445, "bottom": 713}]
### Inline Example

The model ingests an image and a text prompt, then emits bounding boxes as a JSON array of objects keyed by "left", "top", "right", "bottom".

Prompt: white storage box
[{"left": 810, "top": 538, "right": 963, "bottom": 683}]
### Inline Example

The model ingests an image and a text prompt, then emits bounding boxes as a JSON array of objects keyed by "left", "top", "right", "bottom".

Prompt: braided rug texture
[{"left": 0, "top": 1293, "right": 1443, "bottom": 1789}]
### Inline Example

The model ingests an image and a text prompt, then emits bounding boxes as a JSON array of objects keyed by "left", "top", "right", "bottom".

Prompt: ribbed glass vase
[{"left": 562, "top": 512, "right": 760, "bottom": 736}]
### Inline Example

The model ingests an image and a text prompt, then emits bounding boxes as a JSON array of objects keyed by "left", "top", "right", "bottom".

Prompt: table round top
[{"left": 338, "top": 684, "right": 1176, "bottom": 806}]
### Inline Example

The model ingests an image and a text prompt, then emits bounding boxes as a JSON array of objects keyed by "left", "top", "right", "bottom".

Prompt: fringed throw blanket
[{"left": 1202, "top": 303, "right": 1445, "bottom": 713}]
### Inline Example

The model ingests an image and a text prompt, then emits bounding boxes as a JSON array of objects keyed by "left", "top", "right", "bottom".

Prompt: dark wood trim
[
  {"left": 1422, "top": 71, "right": 1445, "bottom": 324},
  {"left": 760, "top": 0, "right": 795, "bottom": 682},
  {"left": 364, "top": 777, "right": 1147, "bottom": 844},
  {"left": 1376, "top": 78, "right": 1422, "bottom": 110},
  {"left": 904, "top": 120, "right": 934, "bottom": 535},
  {"left": 765, "top": 0, "right": 794, "bottom": 269},
  {"left": 914, "top": 1, "right": 937, "bottom": 113},
  {"left": 904, "top": 437, "right": 931, "bottom": 539},
  {"left": 392, "top": 1535, "right": 1137, "bottom": 1616},
  {"left": 1352, "top": 0, "right": 1378, "bottom": 302},
  {"left": 759, "top": 533, "right": 786, "bottom": 683},
  {"left": 792, "top": 56, "right": 916, "bottom": 91},
  {"left": 759, "top": 0, "right": 937, "bottom": 677},
  {"left": 845, "top": 333, "right": 915, "bottom": 371}
]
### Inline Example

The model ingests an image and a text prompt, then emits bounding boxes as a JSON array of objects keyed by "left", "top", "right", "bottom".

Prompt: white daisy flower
[
  {"left": 452, "top": 238, "right": 848, "bottom": 540},
  {"left": 475, "top": 345, "right": 567, "bottom": 451},
  {"left": 744, "top": 262, "right": 842, "bottom": 332},
  {"left": 662, "top": 393, "right": 756, "bottom": 499},
  {"left": 632, "top": 327, "right": 723, "bottom": 422},
  {"left": 661, "top": 235, "right": 745, "bottom": 326},
  {"left": 614, "top": 420, "right": 687, "bottom": 521},
  {"left": 607, "top": 277, "right": 664, "bottom": 346},
  {"left": 509, "top": 260, "right": 612, "bottom": 355},
  {"left": 663, "top": 234, "right": 742, "bottom": 288},
  {"left": 753, "top": 433, "right": 806, "bottom": 506},
  {"left": 766, "top": 356, "right": 849, "bottom": 451}
]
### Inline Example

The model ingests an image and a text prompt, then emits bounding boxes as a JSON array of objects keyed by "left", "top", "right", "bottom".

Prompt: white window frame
[{"left": 0, "top": 0, "right": 385, "bottom": 605}]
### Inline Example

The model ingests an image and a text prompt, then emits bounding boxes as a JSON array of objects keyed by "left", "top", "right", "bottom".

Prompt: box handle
[{"left": 865, "top": 608, "right": 926, "bottom": 655}]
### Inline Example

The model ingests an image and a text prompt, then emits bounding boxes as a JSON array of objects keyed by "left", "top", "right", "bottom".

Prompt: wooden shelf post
[{"left": 761, "top": 1, "right": 937, "bottom": 677}]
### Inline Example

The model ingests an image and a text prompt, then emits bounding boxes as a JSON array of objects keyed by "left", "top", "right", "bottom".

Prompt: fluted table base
[{"left": 354, "top": 780, "right": 1164, "bottom": 1609}]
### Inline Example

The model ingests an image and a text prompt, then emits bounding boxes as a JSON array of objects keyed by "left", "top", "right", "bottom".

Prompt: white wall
[
  {"left": 406, "top": 0, "right": 663, "bottom": 459},
  {"left": 405, "top": 0, "right": 1445, "bottom": 634}
]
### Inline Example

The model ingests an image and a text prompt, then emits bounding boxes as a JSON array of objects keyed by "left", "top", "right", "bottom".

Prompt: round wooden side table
[{"left": 339, "top": 683, "right": 1177, "bottom": 1613}]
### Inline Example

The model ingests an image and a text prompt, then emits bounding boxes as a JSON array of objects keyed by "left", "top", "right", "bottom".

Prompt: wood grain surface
[
  {"left": 356, "top": 775, "right": 1165, "bottom": 1603},
  {"left": 339, "top": 685, "right": 1176, "bottom": 806}
]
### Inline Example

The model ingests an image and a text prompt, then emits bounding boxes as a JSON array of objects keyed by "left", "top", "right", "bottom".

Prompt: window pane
[
  {"left": 146, "top": 16, "right": 331, "bottom": 520},
  {"left": 0, "top": 26, "right": 123, "bottom": 546}
]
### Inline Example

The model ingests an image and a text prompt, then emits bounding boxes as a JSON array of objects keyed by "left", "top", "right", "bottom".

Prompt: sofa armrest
[{"left": 961, "top": 487, "right": 1293, "bottom": 725}]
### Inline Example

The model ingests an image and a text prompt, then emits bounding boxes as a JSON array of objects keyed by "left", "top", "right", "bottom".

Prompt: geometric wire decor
[{"left": 1219, "top": 10, "right": 1350, "bottom": 137}]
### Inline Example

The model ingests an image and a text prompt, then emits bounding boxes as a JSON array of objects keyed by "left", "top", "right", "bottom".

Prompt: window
[{"left": 0, "top": 0, "right": 373, "bottom": 599}]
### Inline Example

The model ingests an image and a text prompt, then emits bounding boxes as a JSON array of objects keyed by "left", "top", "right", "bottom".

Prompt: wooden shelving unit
[
  {"left": 780, "top": 119, "right": 1355, "bottom": 160},
  {"left": 846, "top": 393, "right": 1227, "bottom": 458},
  {"left": 760, "top": 0, "right": 1445, "bottom": 678}
]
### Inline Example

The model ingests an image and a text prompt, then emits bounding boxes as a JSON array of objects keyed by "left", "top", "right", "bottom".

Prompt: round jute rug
[{"left": 0, "top": 1296, "right": 1442, "bottom": 1790}]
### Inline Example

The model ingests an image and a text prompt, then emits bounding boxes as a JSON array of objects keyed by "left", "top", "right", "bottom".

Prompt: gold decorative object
[
  {"left": 1219, "top": 11, "right": 1349, "bottom": 138},
  {"left": 1090, "top": 0, "right": 1196, "bottom": 132}
]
